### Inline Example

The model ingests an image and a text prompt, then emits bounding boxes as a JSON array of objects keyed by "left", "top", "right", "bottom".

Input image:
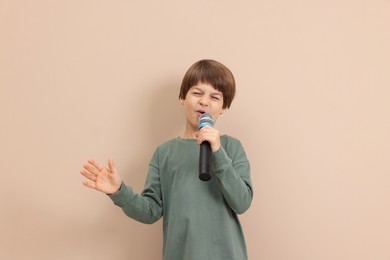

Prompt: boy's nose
[{"left": 199, "top": 97, "right": 209, "bottom": 106}]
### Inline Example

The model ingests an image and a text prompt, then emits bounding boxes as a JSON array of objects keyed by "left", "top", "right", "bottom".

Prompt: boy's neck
[
  {"left": 180, "top": 125, "right": 197, "bottom": 139},
  {"left": 180, "top": 131, "right": 196, "bottom": 139}
]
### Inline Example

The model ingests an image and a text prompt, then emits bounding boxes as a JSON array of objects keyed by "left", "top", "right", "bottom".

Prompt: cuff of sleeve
[
  {"left": 107, "top": 182, "right": 133, "bottom": 206},
  {"left": 212, "top": 146, "right": 232, "bottom": 174}
]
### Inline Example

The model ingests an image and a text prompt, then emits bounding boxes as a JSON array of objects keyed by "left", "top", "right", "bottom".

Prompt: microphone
[{"left": 198, "top": 113, "right": 214, "bottom": 181}]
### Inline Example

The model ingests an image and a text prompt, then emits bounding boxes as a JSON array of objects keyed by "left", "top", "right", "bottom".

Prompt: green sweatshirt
[{"left": 108, "top": 135, "right": 253, "bottom": 260}]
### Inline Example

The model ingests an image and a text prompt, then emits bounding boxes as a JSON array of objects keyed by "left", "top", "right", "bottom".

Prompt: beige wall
[{"left": 1, "top": 0, "right": 389, "bottom": 259}]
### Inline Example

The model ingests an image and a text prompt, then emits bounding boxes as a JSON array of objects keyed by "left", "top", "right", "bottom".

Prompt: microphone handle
[{"left": 199, "top": 141, "right": 212, "bottom": 181}]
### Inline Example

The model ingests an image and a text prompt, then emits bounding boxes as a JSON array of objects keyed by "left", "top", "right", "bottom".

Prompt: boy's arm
[
  {"left": 107, "top": 150, "right": 163, "bottom": 224},
  {"left": 212, "top": 139, "right": 253, "bottom": 214}
]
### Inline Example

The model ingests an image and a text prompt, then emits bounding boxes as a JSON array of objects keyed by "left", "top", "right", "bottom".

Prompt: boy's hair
[{"left": 179, "top": 59, "right": 236, "bottom": 109}]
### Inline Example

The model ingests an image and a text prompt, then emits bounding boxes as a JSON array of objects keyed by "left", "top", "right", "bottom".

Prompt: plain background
[{"left": 1, "top": 0, "right": 389, "bottom": 259}]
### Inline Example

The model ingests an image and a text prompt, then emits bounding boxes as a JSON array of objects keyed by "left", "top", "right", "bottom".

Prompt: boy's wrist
[
  {"left": 211, "top": 143, "right": 221, "bottom": 153},
  {"left": 106, "top": 181, "right": 123, "bottom": 195},
  {"left": 212, "top": 145, "right": 231, "bottom": 173}
]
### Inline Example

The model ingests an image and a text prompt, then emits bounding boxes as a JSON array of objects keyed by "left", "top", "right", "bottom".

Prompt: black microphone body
[
  {"left": 198, "top": 113, "right": 214, "bottom": 181},
  {"left": 199, "top": 141, "right": 212, "bottom": 181}
]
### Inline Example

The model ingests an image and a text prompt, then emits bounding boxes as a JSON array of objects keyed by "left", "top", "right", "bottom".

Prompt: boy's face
[{"left": 180, "top": 83, "right": 227, "bottom": 131}]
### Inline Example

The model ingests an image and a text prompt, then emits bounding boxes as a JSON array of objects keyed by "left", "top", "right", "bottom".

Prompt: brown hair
[{"left": 179, "top": 59, "right": 236, "bottom": 109}]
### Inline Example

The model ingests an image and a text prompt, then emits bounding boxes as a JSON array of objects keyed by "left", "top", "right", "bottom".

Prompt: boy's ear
[
  {"left": 179, "top": 98, "right": 184, "bottom": 105},
  {"left": 221, "top": 108, "right": 228, "bottom": 115}
]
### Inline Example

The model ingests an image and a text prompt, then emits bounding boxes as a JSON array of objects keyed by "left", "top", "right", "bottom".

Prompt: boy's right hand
[{"left": 80, "top": 159, "right": 122, "bottom": 195}]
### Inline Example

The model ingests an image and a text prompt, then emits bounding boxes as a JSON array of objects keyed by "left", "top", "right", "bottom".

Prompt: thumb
[{"left": 108, "top": 158, "right": 116, "bottom": 174}]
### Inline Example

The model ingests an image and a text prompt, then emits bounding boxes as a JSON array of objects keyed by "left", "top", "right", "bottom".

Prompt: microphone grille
[{"left": 198, "top": 113, "right": 214, "bottom": 129}]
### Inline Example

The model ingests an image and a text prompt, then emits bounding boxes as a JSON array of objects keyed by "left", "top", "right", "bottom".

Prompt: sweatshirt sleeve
[
  {"left": 107, "top": 149, "right": 163, "bottom": 224},
  {"left": 212, "top": 138, "right": 253, "bottom": 214}
]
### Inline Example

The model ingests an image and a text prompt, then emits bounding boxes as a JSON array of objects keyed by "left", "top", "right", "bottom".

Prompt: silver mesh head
[{"left": 198, "top": 113, "right": 214, "bottom": 129}]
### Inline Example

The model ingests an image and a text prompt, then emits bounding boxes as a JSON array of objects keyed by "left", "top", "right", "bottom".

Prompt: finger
[
  {"left": 108, "top": 158, "right": 116, "bottom": 174},
  {"left": 197, "top": 136, "right": 207, "bottom": 144},
  {"left": 200, "top": 125, "right": 214, "bottom": 132},
  {"left": 201, "top": 127, "right": 218, "bottom": 135},
  {"left": 82, "top": 180, "right": 96, "bottom": 189},
  {"left": 198, "top": 133, "right": 219, "bottom": 145},
  {"left": 80, "top": 170, "right": 97, "bottom": 182},
  {"left": 83, "top": 164, "right": 98, "bottom": 175},
  {"left": 88, "top": 159, "right": 104, "bottom": 171}
]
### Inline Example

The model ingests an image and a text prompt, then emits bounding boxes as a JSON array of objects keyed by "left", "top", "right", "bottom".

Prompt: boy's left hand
[{"left": 195, "top": 126, "right": 221, "bottom": 153}]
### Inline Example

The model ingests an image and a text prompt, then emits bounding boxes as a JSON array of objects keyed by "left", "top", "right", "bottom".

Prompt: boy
[{"left": 80, "top": 59, "right": 253, "bottom": 260}]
